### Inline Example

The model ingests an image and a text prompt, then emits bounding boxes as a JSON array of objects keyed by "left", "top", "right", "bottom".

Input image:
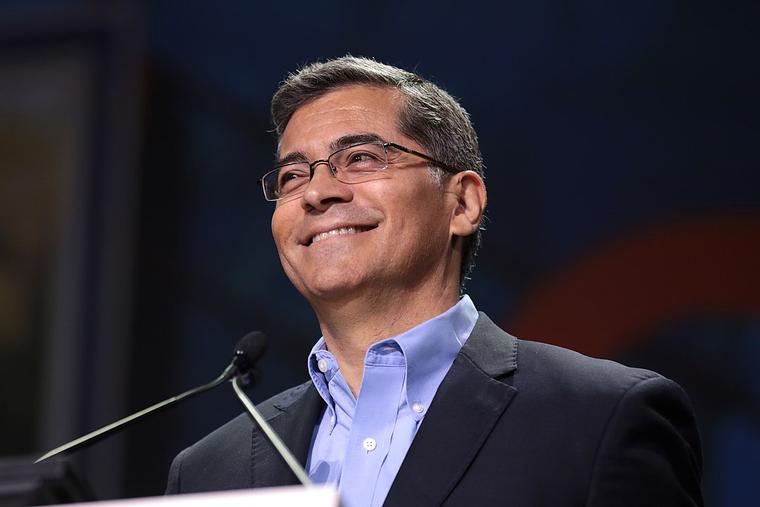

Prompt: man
[{"left": 166, "top": 56, "right": 703, "bottom": 506}]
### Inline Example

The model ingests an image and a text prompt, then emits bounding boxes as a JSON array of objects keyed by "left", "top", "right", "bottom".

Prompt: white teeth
[{"left": 311, "top": 227, "right": 362, "bottom": 244}]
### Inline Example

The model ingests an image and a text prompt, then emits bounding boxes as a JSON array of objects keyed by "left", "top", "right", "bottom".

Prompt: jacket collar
[
  {"left": 383, "top": 312, "right": 519, "bottom": 506},
  {"left": 460, "top": 312, "right": 518, "bottom": 378}
]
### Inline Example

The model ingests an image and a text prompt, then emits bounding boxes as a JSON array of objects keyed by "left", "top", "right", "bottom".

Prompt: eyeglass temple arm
[{"left": 385, "top": 142, "right": 459, "bottom": 174}]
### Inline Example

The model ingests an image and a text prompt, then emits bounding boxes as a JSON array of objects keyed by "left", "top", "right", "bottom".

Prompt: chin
[
  {"left": 304, "top": 279, "right": 367, "bottom": 302},
  {"left": 284, "top": 266, "right": 361, "bottom": 299}
]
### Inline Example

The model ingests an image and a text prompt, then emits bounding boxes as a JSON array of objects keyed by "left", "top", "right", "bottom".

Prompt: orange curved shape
[{"left": 509, "top": 215, "right": 760, "bottom": 358}]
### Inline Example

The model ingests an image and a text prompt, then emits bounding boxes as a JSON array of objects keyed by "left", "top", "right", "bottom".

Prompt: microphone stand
[
  {"left": 231, "top": 375, "right": 312, "bottom": 486},
  {"left": 34, "top": 330, "right": 313, "bottom": 488},
  {"left": 35, "top": 364, "right": 238, "bottom": 463}
]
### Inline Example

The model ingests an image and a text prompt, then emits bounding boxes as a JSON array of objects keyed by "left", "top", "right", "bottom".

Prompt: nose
[{"left": 301, "top": 161, "right": 353, "bottom": 211}]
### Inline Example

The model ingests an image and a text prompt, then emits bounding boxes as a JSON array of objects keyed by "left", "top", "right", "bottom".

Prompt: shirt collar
[
  {"left": 307, "top": 295, "right": 479, "bottom": 419},
  {"left": 307, "top": 337, "right": 336, "bottom": 411}
]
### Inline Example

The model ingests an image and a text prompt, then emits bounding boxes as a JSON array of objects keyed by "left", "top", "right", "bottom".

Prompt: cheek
[
  {"left": 383, "top": 186, "right": 449, "bottom": 246},
  {"left": 271, "top": 207, "right": 293, "bottom": 253},
  {"left": 270, "top": 208, "right": 308, "bottom": 289}
]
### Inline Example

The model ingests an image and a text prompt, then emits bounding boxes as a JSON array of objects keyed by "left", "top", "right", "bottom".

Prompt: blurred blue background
[{"left": 0, "top": 0, "right": 758, "bottom": 504}]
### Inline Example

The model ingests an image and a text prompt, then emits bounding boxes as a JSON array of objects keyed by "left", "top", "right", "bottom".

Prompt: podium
[
  {"left": 0, "top": 459, "right": 337, "bottom": 507},
  {"left": 43, "top": 486, "right": 339, "bottom": 507}
]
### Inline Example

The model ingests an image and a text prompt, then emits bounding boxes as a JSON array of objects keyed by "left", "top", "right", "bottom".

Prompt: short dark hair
[{"left": 271, "top": 55, "right": 485, "bottom": 289}]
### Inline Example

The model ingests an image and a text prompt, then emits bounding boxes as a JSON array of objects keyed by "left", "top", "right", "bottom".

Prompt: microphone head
[{"left": 233, "top": 331, "right": 268, "bottom": 374}]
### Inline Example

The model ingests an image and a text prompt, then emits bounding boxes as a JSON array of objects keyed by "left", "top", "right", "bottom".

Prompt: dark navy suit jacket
[{"left": 166, "top": 313, "right": 703, "bottom": 506}]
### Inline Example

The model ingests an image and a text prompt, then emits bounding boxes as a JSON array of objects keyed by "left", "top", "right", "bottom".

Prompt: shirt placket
[{"left": 339, "top": 357, "right": 405, "bottom": 507}]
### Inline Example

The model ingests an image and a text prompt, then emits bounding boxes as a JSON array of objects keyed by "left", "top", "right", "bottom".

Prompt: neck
[{"left": 311, "top": 275, "right": 460, "bottom": 396}]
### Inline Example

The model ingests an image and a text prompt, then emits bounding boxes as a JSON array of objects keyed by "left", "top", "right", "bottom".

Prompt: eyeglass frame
[{"left": 258, "top": 140, "right": 460, "bottom": 202}]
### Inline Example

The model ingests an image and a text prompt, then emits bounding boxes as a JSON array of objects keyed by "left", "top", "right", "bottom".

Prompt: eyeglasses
[{"left": 259, "top": 141, "right": 457, "bottom": 201}]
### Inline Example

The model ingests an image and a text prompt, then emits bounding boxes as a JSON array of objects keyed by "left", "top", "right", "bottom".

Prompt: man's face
[{"left": 271, "top": 85, "right": 459, "bottom": 304}]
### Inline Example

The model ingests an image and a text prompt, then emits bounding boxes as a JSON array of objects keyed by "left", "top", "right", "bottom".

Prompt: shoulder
[
  {"left": 165, "top": 381, "right": 312, "bottom": 494},
  {"left": 460, "top": 314, "right": 703, "bottom": 504},
  {"left": 513, "top": 337, "right": 701, "bottom": 444},
  {"left": 514, "top": 340, "right": 704, "bottom": 504},
  {"left": 516, "top": 337, "right": 664, "bottom": 394},
  {"left": 470, "top": 312, "right": 673, "bottom": 397},
  {"left": 469, "top": 313, "right": 696, "bottom": 439},
  {"left": 511, "top": 334, "right": 696, "bottom": 425},
  {"left": 190, "top": 381, "right": 312, "bottom": 453}
]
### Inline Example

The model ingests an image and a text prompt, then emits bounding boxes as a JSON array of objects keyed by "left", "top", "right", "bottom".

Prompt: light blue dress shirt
[{"left": 306, "top": 296, "right": 479, "bottom": 507}]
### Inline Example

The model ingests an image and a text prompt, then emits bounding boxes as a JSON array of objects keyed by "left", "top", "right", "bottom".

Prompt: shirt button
[
  {"left": 412, "top": 402, "right": 425, "bottom": 414},
  {"left": 317, "top": 358, "right": 329, "bottom": 373},
  {"left": 362, "top": 437, "right": 377, "bottom": 452}
]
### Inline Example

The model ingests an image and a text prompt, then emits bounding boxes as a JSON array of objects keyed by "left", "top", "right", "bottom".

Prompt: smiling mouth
[{"left": 309, "top": 226, "right": 375, "bottom": 245}]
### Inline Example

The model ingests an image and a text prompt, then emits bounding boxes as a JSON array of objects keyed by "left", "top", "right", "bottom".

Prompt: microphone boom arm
[{"left": 35, "top": 364, "right": 237, "bottom": 463}]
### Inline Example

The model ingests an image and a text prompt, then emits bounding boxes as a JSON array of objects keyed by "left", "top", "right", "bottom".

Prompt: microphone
[
  {"left": 35, "top": 332, "right": 268, "bottom": 463},
  {"left": 224, "top": 331, "right": 269, "bottom": 380}
]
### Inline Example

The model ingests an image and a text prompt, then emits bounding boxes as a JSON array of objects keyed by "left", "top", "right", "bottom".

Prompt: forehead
[{"left": 278, "top": 85, "right": 404, "bottom": 156}]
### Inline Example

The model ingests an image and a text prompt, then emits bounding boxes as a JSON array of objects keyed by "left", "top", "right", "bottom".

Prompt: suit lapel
[
  {"left": 250, "top": 382, "right": 324, "bottom": 487},
  {"left": 384, "top": 313, "right": 519, "bottom": 507}
]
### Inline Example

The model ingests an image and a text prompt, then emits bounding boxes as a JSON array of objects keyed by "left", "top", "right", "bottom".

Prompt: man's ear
[{"left": 447, "top": 170, "right": 487, "bottom": 238}]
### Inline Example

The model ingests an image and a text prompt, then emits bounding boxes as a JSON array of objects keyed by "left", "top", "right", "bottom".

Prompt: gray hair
[{"left": 271, "top": 55, "right": 485, "bottom": 289}]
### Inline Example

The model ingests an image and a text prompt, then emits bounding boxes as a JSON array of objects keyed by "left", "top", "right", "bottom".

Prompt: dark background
[{"left": 0, "top": 1, "right": 758, "bottom": 505}]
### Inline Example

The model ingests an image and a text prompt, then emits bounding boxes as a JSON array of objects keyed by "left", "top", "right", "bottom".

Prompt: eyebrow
[
  {"left": 329, "top": 132, "right": 385, "bottom": 151},
  {"left": 274, "top": 132, "right": 387, "bottom": 166},
  {"left": 274, "top": 150, "right": 308, "bottom": 167}
]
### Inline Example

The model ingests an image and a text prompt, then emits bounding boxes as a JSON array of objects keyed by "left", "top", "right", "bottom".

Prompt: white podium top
[{"left": 43, "top": 485, "right": 339, "bottom": 507}]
